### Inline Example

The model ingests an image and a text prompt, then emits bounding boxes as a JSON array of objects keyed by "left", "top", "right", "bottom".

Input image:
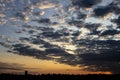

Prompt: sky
[{"left": 0, "top": 0, "right": 120, "bottom": 74}]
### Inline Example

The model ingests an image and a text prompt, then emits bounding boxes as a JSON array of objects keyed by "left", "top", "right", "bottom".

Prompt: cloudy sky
[{"left": 0, "top": 0, "right": 120, "bottom": 74}]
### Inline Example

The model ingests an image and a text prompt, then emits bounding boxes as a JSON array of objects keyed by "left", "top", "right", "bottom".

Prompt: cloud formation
[
  {"left": 94, "top": 6, "right": 112, "bottom": 17},
  {"left": 0, "top": 0, "right": 120, "bottom": 74},
  {"left": 79, "top": 40, "right": 120, "bottom": 74},
  {"left": 72, "top": 0, "right": 102, "bottom": 8},
  {"left": 112, "top": 16, "right": 120, "bottom": 26}
]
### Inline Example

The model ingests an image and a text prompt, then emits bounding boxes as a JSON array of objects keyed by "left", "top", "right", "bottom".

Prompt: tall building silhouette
[{"left": 25, "top": 70, "right": 28, "bottom": 76}]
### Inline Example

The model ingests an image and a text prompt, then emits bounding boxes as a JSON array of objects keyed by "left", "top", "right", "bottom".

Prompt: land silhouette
[{"left": 0, "top": 71, "right": 120, "bottom": 80}]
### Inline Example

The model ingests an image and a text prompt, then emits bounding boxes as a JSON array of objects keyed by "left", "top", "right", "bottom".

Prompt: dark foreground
[{"left": 0, "top": 74, "right": 120, "bottom": 80}]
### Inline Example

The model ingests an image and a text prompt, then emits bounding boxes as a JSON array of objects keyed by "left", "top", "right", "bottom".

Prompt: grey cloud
[
  {"left": 111, "top": 16, "right": 120, "bottom": 26},
  {"left": 14, "top": 12, "right": 26, "bottom": 20},
  {"left": 33, "top": 18, "right": 51, "bottom": 23},
  {"left": 19, "top": 37, "right": 31, "bottom": 42},
  {"left": 32, "top": 7, "right": 41, "bottom": 16},
  {"left": 100, "top": 30, "right": 120, "bottom": 36},
  {"left": 9, "top": 37, "right": 120, "bottom": 74},
  {"left": 1, "top": 0, "right": 120, "bottom": 74},
  {"left": 94, "top": 2, "right": 120, "bottom": 17},
  {"left": 40, "top": 28, "right": 70, "bottom": 39},
  {"left": 71, "top": 31, "right": 80, "bottom": 36},
  {"left": 12, "top": 44, "right": 44, "bottom": 56},
  {"left": 42, "top": 31, "right": 62, "bottom": 39},
  {"left": 80, "top": 52, "right": 120, "bottom": 74},
  {"left": 30, "top": 38, "right": 61, "bottom": 48},
  {"left": 94, "top": 5, "right": 112, "bottom": 17},
  {"left": 68, "top": 20, "right": 84, "bottom": 27},
  {"left": 72, "top": 0, "right": 102, "bottom": 8},
  {"left": 45, "top": 48, "right": 67, "bottom": 55},
  {"left": 71, "top": 11, "right": 86, "bottom": 20},
  {"left": 85, "top": 23, "right": 101, "bottom": 35},
  {"left": 11, "top": 38, "right": 72, "bottom": 60},
  {"left": 12, "top": 43, "right": 53, "bottom": 60},
  {"left": 28, "top": 30, "right": 36, "bottom": 34},
  {"left": 77, "top": 40, "right": 120, "bottom": 74},
  {"left": 31, "top": 38, "right": 45, "bottom": 45},
  {"left": 51, "top": 22, "right": 59, "bottom": 25}
]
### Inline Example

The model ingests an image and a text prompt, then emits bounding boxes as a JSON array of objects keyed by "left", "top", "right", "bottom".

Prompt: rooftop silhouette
[{"left": 0, "top": 71, "right": 120, "bottom": 80}]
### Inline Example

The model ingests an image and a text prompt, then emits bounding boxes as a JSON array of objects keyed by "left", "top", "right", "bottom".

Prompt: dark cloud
[
  {"left": 111, "top": 16, "right": 120, "bottom": 26},
  {"left": 94, "top": 2, "right": 120, "bottom": 17},
  {"left": 19, "top": 37, "right": 30, "bottom": 42},
  {"left": 0, "top": 42, "right": 11, "bottom": 48},
  {"left": 80, "top": 51, "right": 120, "bottom": 74},
  {"left": 38, "top": 18, "right": 51, "bottom": 23},
  {"left": 22, "top": 25, "right": 33, "bottom": 29},
  {"left": 72, "top": 31, "right": 80, "bottom": 36},
  {"left": 1, "top": 0, "right": 120, "bottom": 74},
  {"left": 45, "top": 48, "right": 67, "bottom": 55},
  {"left": 32, "top": 7, "right": 41, "bottom": 16},
  {"left": 80, "top": 50, "right": 120, "bottom": 62},
  {"left": 68, "top": 20, "right": 84, "bottom": 27},
  {"left": 28, "top": 30, "right": 36, "bottom": 34},
  {"left": 43, "top": 42, "right": 60, "bottom": 49},
  {"left": 15, "top": 12, "right": 26, "bottom": 20},
  {"left": 30, "top": 38, "right": 61, "bottom": 48},
  {"left": 94, "top": 5, "right": 112, "bottom": 17},
  {"left": 13, "top": 44, "right": 44, "bottom": 56},
  {"left": 31, "top": 38, "right": 45, "bottom": 44},
  {"left": 110, "top": 1, "right": 120, "bottom": 14},
  {"left": 100, "top": 30, "right": 120, "bottom": 36},
  {"left": 9, "top": 37, "right": 120, "bottom": 74},
  {"left": 42, "top": 31, "right": 62, "bottom": 39},
  {"left": 40, "top": 28, "right": 70, "bottom": 39},
  {"left": 72, "top": 0, "right": 102, "bottom": 8},
  {"left": 77, "top": 40, "right": 120, "bottom": 74},
  {"left": 51, "top": 22, "right": 59, "bottom": 25},
  {"left": 34, "top": 18, "right": 51, "bottom": 23},
  {"left": 56, "top": 55, "right": 77, "bottom": 66},
  {"left": 112, "top": 5, "right": 120, "bottom": 14},
  {"left": 11, "top": 39, "right": 72, "bottom": 60},
  {"left": 12, "top": 43, "right": 54, "bottom": 60},
  {"left": 85, "top": 23, "right": 101, "bottom": 35}
]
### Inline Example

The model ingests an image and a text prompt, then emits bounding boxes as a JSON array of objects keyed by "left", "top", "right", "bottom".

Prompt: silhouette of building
[{"left": 25, "top": 70, "right": 28, "bottom": 76}]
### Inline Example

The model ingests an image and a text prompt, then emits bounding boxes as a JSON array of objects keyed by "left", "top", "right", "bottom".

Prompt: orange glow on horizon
[{"left": 0, "top": 51, "right": 112, "bottom": 75}]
